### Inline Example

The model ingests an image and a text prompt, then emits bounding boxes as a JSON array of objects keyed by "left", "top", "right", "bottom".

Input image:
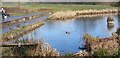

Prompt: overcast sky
[{"left": 1, "top": 0, "right": 119, "bottom": 2}]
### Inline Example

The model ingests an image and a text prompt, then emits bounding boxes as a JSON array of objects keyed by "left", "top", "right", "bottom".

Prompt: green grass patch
[
  {"left": 2, "top": 3, "right": 118, "bottom": 12},
  {"left": 22, "top": 4, "right": 117, "bottom": 12}
]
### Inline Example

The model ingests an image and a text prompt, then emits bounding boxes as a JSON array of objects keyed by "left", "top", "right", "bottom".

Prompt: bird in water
[{"left": 65, "top": 31, "right": 71, "bottom": 34}]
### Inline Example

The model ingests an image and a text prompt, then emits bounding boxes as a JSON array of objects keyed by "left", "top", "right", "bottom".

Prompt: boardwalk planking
[{"left": 0, "top": 43, "right": 38, "bottom": 47}]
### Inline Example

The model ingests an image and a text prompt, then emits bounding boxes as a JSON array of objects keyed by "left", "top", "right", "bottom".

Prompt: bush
[
  {"left": 65, "top": 53, "right": 74, "bottom": 56},
  {"left": 93, "top": 48, "right": 120, "bottom": 58},
  {"left": 113, "top": 49, "right": 120, "bottom": 56},
  {"left": 111, "top": 2, "right": 120, "bottom": 7},
  {"left": 93, "top": 48, "right": 109, "bottom": 56}
]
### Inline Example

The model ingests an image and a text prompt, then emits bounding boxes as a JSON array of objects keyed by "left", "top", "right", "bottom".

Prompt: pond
[{"left": 19, "top": 15, "right": 120, "bottom": 54}]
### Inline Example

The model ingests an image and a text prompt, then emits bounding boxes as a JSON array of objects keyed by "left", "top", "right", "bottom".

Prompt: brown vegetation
[
  {"left": 2, "top": 39, "right": 59, "bottom": 56},
  {"left": 3, "top": 7, "right": 29, "bottom": 14},
  {"left": 83, "top": 33, "right": 119, "bottom": 56},
  {"left": 48, "top": 9, "right": 118, "bottom": 20},
  {"left": 37, "top": 9, "right": 53, "bottom": 12}
]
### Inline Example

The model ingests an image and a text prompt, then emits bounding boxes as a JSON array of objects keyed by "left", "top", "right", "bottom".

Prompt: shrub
[
  {"left": 65, "top": 53, "right": 74, "bottom": 56},
  {"left": 93, "top": 48, "right": 109, "bottom": 56}
]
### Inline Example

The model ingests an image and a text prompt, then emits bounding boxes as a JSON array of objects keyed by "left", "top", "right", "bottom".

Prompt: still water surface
[{"left": 19, "top": 15, "right": 119, "bottom": 54}]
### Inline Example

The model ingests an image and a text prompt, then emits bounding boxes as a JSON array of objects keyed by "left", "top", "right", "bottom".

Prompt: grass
[
  {"left": 64, "top": 53, "right": 74, "bottom": 56},
  {"left": 93, "top": 48, "right": 120, "bottom": 57},
  {"left": 93, "top": 48, "right": 109, "bottom": 56},
  {"left": 21, "top": 4, "right": 118, "bottom": 12},
  {"left": 2, "top": 3, "right": 118, "bottom": 12},
  {"left": 1, "top": 3, "right": 118, "bottom": 16},
  {"left": 9, "top": 12, "right": 36, "bottom": 16}
]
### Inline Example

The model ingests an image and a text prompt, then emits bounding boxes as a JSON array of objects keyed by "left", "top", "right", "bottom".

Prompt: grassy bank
[
  {"left": 2, "top": 3, "right": 118, "bottom": 12},
  {"left": 1, "top": 3, "right": 118, "bottom": 16},
  {"left": 21, "top": 4, "right": 117, "bottom": 12}
]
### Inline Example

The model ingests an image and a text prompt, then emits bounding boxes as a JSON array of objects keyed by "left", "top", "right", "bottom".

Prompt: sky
[{"left": 1, "top": 0, "right": 119, "bottom": 2}]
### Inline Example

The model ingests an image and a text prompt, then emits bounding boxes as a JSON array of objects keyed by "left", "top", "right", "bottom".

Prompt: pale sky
[{"left": 1, "top": 0, "right": 119, "bottom": 2}]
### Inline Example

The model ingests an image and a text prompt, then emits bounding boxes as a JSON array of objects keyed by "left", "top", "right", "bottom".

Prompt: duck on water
[{"left": 65, "top": 31, "right": 71, "bottom": 34}]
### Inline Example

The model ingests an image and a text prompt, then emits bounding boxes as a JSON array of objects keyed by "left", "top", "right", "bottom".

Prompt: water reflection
[
  {"left": 74, "top": 17, "right": 97, "bottom": 34},
  {"left": 19, "top": 15, "right": 119, "bottom": 54},
  {"left": 118, "top": 15, "right": 120, "bottom": 26}
]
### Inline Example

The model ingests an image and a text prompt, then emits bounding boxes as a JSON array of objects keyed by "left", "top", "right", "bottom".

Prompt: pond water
[{"left": 19, "top": 15, "right": 120, "bottom": 54}]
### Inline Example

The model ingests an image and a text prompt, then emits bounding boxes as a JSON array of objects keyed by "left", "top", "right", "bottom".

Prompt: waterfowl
[{"left": 65, "top": 31, "right": 70, "bottom": 34}]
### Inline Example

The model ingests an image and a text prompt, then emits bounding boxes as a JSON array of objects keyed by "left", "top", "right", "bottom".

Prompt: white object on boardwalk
[
  {"left": 18, "top": 43, "right": 21, "bottom": 47},
  {"left": 4, "top": 15, "right": 7, "bottom": 19}
]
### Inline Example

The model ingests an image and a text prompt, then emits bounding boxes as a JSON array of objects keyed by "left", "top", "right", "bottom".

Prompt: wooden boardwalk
[
  {"left": 0, "top": 43, "right": 38, "bottom": 47},
  {"left": 2, "top": 12, "right": 44, "bottom": 23}
]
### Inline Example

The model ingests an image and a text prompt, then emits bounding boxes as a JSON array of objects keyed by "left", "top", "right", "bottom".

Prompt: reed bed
[
  {"left": 75, "top": 33, "right": 120, "bottom": 56},
  {"left": 33, "top": 39, "right": 60, "bottom": 56},
  {"left": 74, "top": 50, "right": 90, "bottom": 56},
  {"left": 75, "top": 13, "right": 118, "bottom": 19},
  {"left": 77, "top": 33, "right": 120, "bottom": 56},
  {"left": 2, "top": 39, "right": 59, "bottom": 56},
  {"left": 48, "top": 9, "right": 118, "bottom": 20}
]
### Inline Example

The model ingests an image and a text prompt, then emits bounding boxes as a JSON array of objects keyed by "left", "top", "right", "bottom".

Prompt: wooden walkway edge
[{"left": 0, "top": 43, "right": 38, "bottom": 47}]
